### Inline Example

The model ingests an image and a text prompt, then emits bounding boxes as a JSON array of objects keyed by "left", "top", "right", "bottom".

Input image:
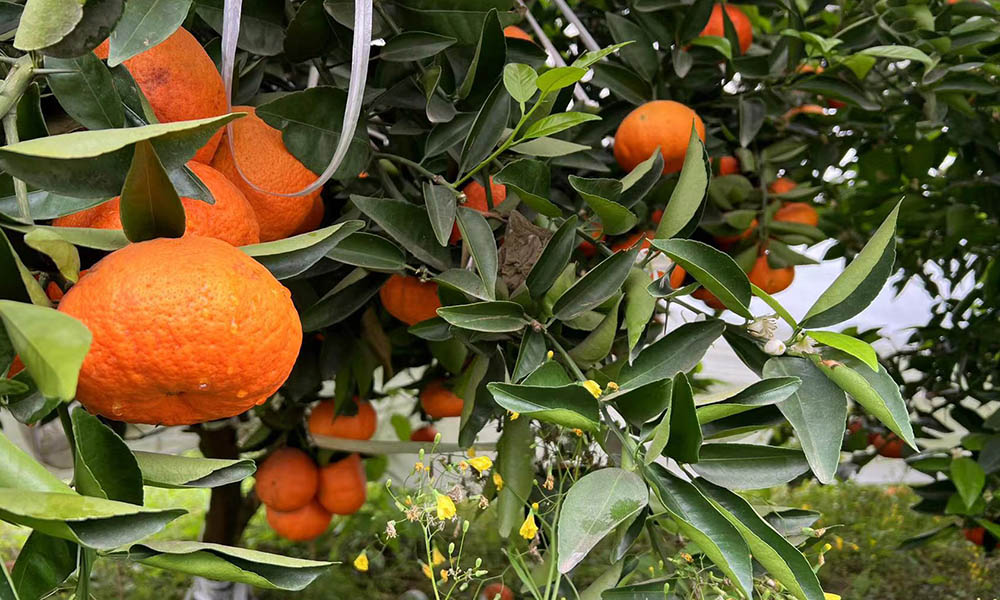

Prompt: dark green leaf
[
  {"left": 326, "top": 232, "right": 406, "bottom": 272},
  {"left": 525, "top": 216, "right": 577, "bottom": 299},
  {"left": 662, "top": 373, "right": 700, "bottom": 463},
  {"left": 10, "top": 532, "right": 77, "bottom": 600},
  {"left": 194, "top": 0, "right": 284, "bottom": 56},
  {"left": 605, "top": 13, "right": 657, "bottom": 82},
  {"left": 552, "top": 249, "right": 636, "bottom": 321},
  {"left": 692, "top": 444, "right": 810, "bottom": 490},
  {"left": 106, "top": 0, "right": 192, "bottom": 66},
  {"left": 569, "top": 175, "right": 634, "bottom": 235},
  {"left": 624, "top": 268, "right": 655, "bottom": 352},
  {"left": 300, "top": 269, "right": 386, "bottom": 331},
  {"left": 487, "top": 382, "right": 600, "bottom": 431},
  {"left": 649, "top": 239, "right": 752, "bottom": 318},
  {"left": 352, "top": 195, "right": 451, "bottom": 271},
  {"left": 119, "top": 139, "right": 185, "bottom": 242},
  {"left": 951, "top": 457, "right": 985, "bottom": 510},
  {"left": 134, "top": 451, "right": 255, "bottom": 488},
  {"left": 655, "top": 126, "right": 709, "bottom": 239},
  {"left": 381, "top": 31, "right": 457, "bottom": 62},
  {"left": 71, "top": 408, "right": 143, "bottom": 504},
  {"left": 437, "top": 302, "right": 527, "bottom": 333},
  {"left": 455, "top": 9, "right": 506, "bottom": 104},
  {"left": 456, "top": 206, "right": 498, "bottom": 299},
  {"left": 512, "top": 328, "right": 546, "bottom": 382},
  {"left": 424, "top": 183, "right": 457, "bottom": 247},
  {"left": 45, "top": 53, "right": 124, "bottom": 130},
  {"left": 617, "top": 320, "right": 724, "bottom": 391},
  {"left": 16, "top": 83, "right": 48, "bottom": 142},
  {"left": 569, "top": 295, "right": 621, "bottom": 366},
  {"left": 496, "top": 414, "right": 533, "bottom": 537},
  {"left": 738, "top": 97, "right": 765, "bottom": 148},
  {"left": 283, "top": 0, "right": 333, "bottom": 62},
  {"left": 613, "top": 379, "right": 671, "bottom": 427},
  {"left": 243, "top": 221, "right": 363, "bottom": 280},
  {"left": 696, "top": 377, "right": 801, "bottom": 424},
  {"left": 459, "top": 81, "right": 511, "bottom": 173},
  {"left": 494, "top": 159, "right": 558, "bottom": 217}
]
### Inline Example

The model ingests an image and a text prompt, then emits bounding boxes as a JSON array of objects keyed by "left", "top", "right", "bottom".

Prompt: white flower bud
[{"left": 764, "top": 338, "right": 786, "bottom": 355}]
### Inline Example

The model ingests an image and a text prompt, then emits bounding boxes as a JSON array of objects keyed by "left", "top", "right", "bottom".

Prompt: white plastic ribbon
[{"left": 221, "top": 0, "right": 373, "bottom": 197}]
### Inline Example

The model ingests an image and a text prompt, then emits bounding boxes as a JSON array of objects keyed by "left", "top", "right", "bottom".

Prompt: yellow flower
[
  {"left": 824, "top": 595, "right": 841, "bottom": 600},
  {"left": 467, "top": 447, "right": 477, "bottom": 458},
  {"left": 440, "top": 568, "right": 449, "bottom": 582},
  {"left": 546, "top": 350, "right": 554, "bottom": 360},
  {"left": 680, "top": 552, "right": 693, "bottom": 563},
  {"left": 432, "top": 547, "right": 445, "bottom": 566},
  {"left": 572, "top": 428, "right": 583, "bottom": 436},
  {"left": 468, "top": 456, "right": 493, "bottom": 473},
  {"left": 531, "top": 502, "right": 539, "bottom": 511},
  {"left": 353, "top": 551, "right": 369, "bottom": 572},
  {"left": 510, "top": 411, "right": 520, "bottom": 420},
  {"left": 422, "top": 563, "right": 433, "bottom": 579},
  {"left": 493, "top": 472, "right": 504, "bottom": 491},
  {"left": 458, "top": 461, "right": 469, "bottom": 471},
  {"left": 436, "top": 493, "right": 457, "bottom": 520},
  {"left": 582, "top": 380, "right": 602, "bottom": 398},
  {"left": 519, "top": 513, "right": 539, "bottom": 540},
  {"left": 414, "top": 461, "right": 425, "bottom": 472},
  {"left": 605, "top": 381, "right": 619, "bottom": 393}
]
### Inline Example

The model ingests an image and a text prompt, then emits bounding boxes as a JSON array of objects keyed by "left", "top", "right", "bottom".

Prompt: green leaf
[
  {"left": 326, "top": 232, "right": 406, "bottom": 272},
  {"left": 813, "top": 350, "right": 915, "bottom": 450},
  {"left": 423, "top": 183, "right": 456, "bottom": 247},
  {"left": 7, "top": 224, "right": 129, "bottom": 252},
  {"left": 694, "top": 480, "right": 825, "bottom": 600},
  {"left": 455, "top": 8, "right": 506, "bottom": 104},
  {"left": 522, "top": 112, "right": 601, "bottom": 141},
  {"left": 460, "top": 81, "right": 511, "bottom": 173},
  {"left": 0, "top": 301, "right": 91, "bottom": 401},
  {"left": 536, "top": 66, "right": 587, "bottom": 94},
  {"left": 738, "top": 97, "right": 765, "bottom": 148},
  {"left": 12, "top": 0, "right": 82, "bottom": 52},
  {"left": 617, "top": 320, "right": 724, "bottom": 391},
  {"left": 0, "top": 489, "right": 184, "bottom": 550},
  {"left": 0, "top": 192, "right": 104, "bottom": 222},
  {"left": 437, "top": 302, "right": 528, "bottom": 333},
  {"left": 71, "top": 408, "right": 144, "bottom": 504},
  {"left": 496, "top": 415, "right": 534, "bottom": 538},
  {"left": 801, "top": 203, "right": 899, "bottom": 327},
  {"left": 380, "top": 31, "right": 457, "bottom": 62},
  {"left": 16, "top": 83, "right": 48, "bottom": 142},
  {"left": 127, "top": 541, "right": 331, "bottom": 591},
  {"left": 557, "top": 468, "right": 648, "bottom": 573},
  {"left": 107, "top": 0, "right": 191, "bottom": 66},
  {"left": 579, "top": 560, "right": 625, "bottom": 600},
  {"left": 568, "top": 176, "right": 635, "bottom": 235},
  {"left": 0, "top": 230, "right": 37, "bottom": 305},
  {"left": 655, "top": 126, "right": 709, "bottom": 239},
  {"left": 590, "top": 63, "right": 650, "bottom": 105},
  {"left": 512, "top": 329, "right": 546, "bottom": 383},
  {"left": 696, "top": 377, "right": 801, "bottom": 424},
  {"left": 662, "top": 373, "right": 700, "bottom": 463},
  {"left": 456, "top": 206, "right": 498, "bottom": 299},
  {"left": 692, "top": 444, "right": 810, "bottom": 490},
  {"left": 134, "top": 452, "right": 256, "bottom": 489},
  {"left": 194, "top": 0, "right": 284, "bottom": 56},
  {"left": 494, "top": 159, "right": 558, "bottom": 217},
  {"left": 435, "top": 269, "right": 489, "bottom": 301},
  {"left": 624, "top": 268, "right": 655, "bottom": 352},
  {"left": 0, "top": 430, "right": 74, "bottom": 494},
  {"left": 951, "top": 457, "right": 985, "bottom": 510},
  {"left": 646, "top": 465, "right": 754, "bottom": 598},
  {"left": 605, "top": 13, "right": 657, "bottom": 82},
  {"left": 283, "top": 0, "right": 333, "bottom": 62},
  {"left": 352, "top": 195, "right": 451, "bottom": 272},
  {"left": 11, "top": 531, "right": 77, "bottom": 600},
  {"left": 242, "top": 221, "right": 363, "bottom": 280},
  {"left": 572, "top": 42, "right": 632, "bottom": 69},
  {"left": 762, "top": 357, "right": 847, "bottom": 484},
  {"left": 487, "top": 382, "right": 600, "bottom": 431},
  {"left": 619, "top": 150, "right": 664, "bottom": 208},
  {"left": 859, "top": 45, "right": 934, "bottom": 68},
  {"left": 806, "top": 330, "right": 878, "bottom": 371},
  {"left": 751, "top": 284, "right": 799, "bottom": 329},
  {"left": 23, "top": 229, "right": 81, "bottom": 284},
  {"left": 613, "top": 379, "right": 671, "bottom": 428},
  {"left": 119, "top": 139, "right": 186, "bottom": 242},
  {"left": 649, "top": 239, "right": 752, "bottom": 318},
  {"left": 256, "top": 87, "right": 370, "bottom": 180},
  {"left": 552, "top": 249, "right": 637, "bottom": 321},
  {"left": 691, "top": 35, "right": 732, "bottom": 59},
  {"left": 503, "top": 63, "right": 538, "bottom": 105},
  {"left": 45, "top": 54, "right": 124, "bottom": 130},
  {"left": 0, "top": 114, "right": 241, "bottom": 199},
  {"left": 569, "top": 296, "right": 621, "bottom": 366},
  {"left": 792, "top": 76, "right": 879, "bottom": 111},
  {"left": 525, "top": 216, "right": 577, "bottom": 299},
  {"left": 511, "top": 137, "right": 590, "bottom": 157}
]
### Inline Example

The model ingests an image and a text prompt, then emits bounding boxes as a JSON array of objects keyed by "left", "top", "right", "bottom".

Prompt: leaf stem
[
  {"left": 454, "top": 91, "right": 549, "bottom": 188},
  {"left": 542, "top": 330, "right": 586, "bottom": 382},
  {"left": 76, "top": 548, "right": 94, "bottom": 599},
  {"left": 375, "top": 152, "right": 462, "bottom": 194}
]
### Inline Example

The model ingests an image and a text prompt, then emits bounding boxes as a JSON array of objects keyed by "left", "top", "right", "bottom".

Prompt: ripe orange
[
  {"left": 669, "top": 265, "right": 686, "bottom": 289},
  {"left": 964, "top": 527, "right": 986, "bottom": 546},
  {"left": 58, "top": 236, "right": 301, "bottom": 425},
  {"left": 211, "top": 106, "right": 322, "bottom": 242},
  {"left": 379, "top": 274, "right": 441, "bottom": 325},
  {"left": 317, "top": 453, "right": 367, "bottom": 515},
  {"left": 410, "top": 425, "right": 438, "bottom": 442},
  {"left": 420, "top": 379, "right": 464, "bottom": 419},
  {"left": 503, "top": 25, "right": 533, "bottom": 41},
  {"left": 294, "top": 197, "right": 325, "bottom": 235},
  {"left": 6, "top": 356, "right": 23, "bottom": 377},
  {"left": 715, "top": 155, "right": 740, "bottom": 176},
  {"left": 614, "top": 101, "right": 705, "bottom": 174},
  {"left": 451, "top": 179, "right": 506, "bottom": 244},
  {"left": 700, "top": 4, "right": 753, "bottom": 54},
  {"left": 774, "top": 202, "right": 818, "bottom": 226},
  {"left": 255, "top": 447, "right": 319, "bottom": 512},
  {"left": 870, "top": 433, "right": 904, "bottom": 458},
  {"left": 481, "top": 583, "right": 515, "bottom": 600},
  {"left": 611, "top": 230, "right": 655, "bottom": 252},
  {"left": 650, "top": 209, "right": 664, "bottom": 225},
  {"left": 768, "top": 177, "right": 798, "bottom": 195},
  {"left": 266, "top": 499, "right": 332, "bottom": 541},
  {"left": 95, "top": 28, "right": 226, "bottom": 164},
  {"left": 308, "top": 398, "right": 377, "bottom": 440},
  {"left": 748, "top": 255, "right": 794, "bottom": 294},
  {"left": 53, "top": 162, "right": 260, "bottom": 246},
  {"left": 693, "top": 287, "right": 726, "bottom": 310}
]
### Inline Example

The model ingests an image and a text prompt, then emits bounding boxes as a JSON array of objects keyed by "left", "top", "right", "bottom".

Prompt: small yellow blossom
[
  {"left": 546, "top": 350, "right": 554, "bottom": 360},
  {"left": 519, "top": 513, "right": 539, "bottom": 539},
  {"left": 605, "top": 381, "right": 619, "bottom": 393},
  {"left": 422, "top": 563, "right": 433, "bottom": 579},
  {"left": 680, "top": 552, "right": 693, "bottom": 563},
  {"left": 531, "top": 502, "right": 539, "bottom": 511},
  {"left": 468, "top": 456, "right": 493, "bottom": 473},
  {"left": 353, "top": 551, "right": 369, "bottom": 572},
  {"left": 824, "top": 595, "right": 841, "bottom": 600},
  {"left": 458, "top": 461, "right": 469, "bottom": 471},
  {"left": 572, "top": 428, "right": 583, "bottom": 436},
  {"left": 432, "top": 547, "right": 445, "bottom": 566},
  {"left": 493, "top": 472, "right": 504, "bottom": 490},
  {"left": 582, "top": 380, "right": 602, "bottom": 398},
  {"left": 436, "top": 493, "right": 457, "bottom": 520},
  {"left": 467, "top": 447, "right": 477, "bottom": 458},
  {"left": 414, "top": 462, "right": 425, "bottom": 472},
  {"left": 510, "top": 411, "right": 520, "bottom": 420},
  {"left": 822, "top": 543, "right": 832, "bottom": 552},
  {"left": 834, "top": 536, "right": 843, "bottom": 551},
  {"left": 440, "top": 569, "right": 449, "bottom": 582}
]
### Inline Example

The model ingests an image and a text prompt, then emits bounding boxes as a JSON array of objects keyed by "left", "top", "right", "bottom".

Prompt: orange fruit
[
  {"left": 715, "top": 156, "right": 740, "bottom": 176},
  {"left": 308, "top": 398, "right": 377, "bottom": 440},
  {"left": 6, "top": 356, "right": 24, "bottom": 377},
  {"left": 748, "top": 255, "right": 794, "bottom": 294},
  {"left": 611, "top": 230, "right": 655, "bottom": 252},
  {"left": 669, "top": 266, "right": 686, "bottom": 289},
  {"left": 379, "top": 274, "right": 441, "bottom": 325},
  {"left": 481, "top": 583, "right": 515, "bottom": 600},
  {"left": 255, "top": 447, "right": 319, "bottom": 512},
  {"left": 293, "top": 197, "right": 325, "bottom": 235},
  {"left": 317, "top": 453, "right": 367, "bottom": 515},
  {"left": 211, "top": 106, "right": 322, "bottom": 242},
  {"left": 827, "top": 99, "right": 847, "bottom": 109},
  {"left": 420, "top": 379, "right": 464, "bottom": 419},
  {"left": 614, "top": 101, "right": 705, "bottom": 174},
  {"left": 503, "top": 25, "right": 533, "bottom": 41},
  {"left": 693, "top": 287, "right": 726, "bottom": 310},
  {"left": 451, "top": 179, "right": 506, "bottom": 243},
  {"left": 53, "top": 162, "right": 260, "bottom": 246},
  {"left": 95, "top": 28, "right": 226, "bottom": 164},
  {"left": 650, "top": 209, "right": 664, "bottom": 225},
  {"left": 964, "top": 527, "right": 986, "bottom": 546},
  {"left": 700, "top": 4, "right": 753, "bottom": 54},
  {"left": 768, "top": 177, "right": 798, "bottom": 195},
  {"left": 774, "top": 202, "right": 818, "bottom": 226},
  {"left": 782, "top": 104, "right": 826, "bottom": 120},
  {"left": 410, "top": 425, "right": 438, "bottom": 442},
  {"left": 578, "top": 225, "right": 604, "bottom": 258},
  {"left": 715, "top": 219, "right": 757, "bottom": 247},
  {"left": 797, "top": 64, "right": 824, "bottom": 75},
  {"left": 57, "top": 236, "right": 301, "bottom": 425},
  {"left": 266, "top": 499, "right": 332, "bottom": 541}
]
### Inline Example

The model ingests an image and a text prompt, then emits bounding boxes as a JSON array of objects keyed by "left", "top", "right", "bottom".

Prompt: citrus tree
[{"left": 0, "top": 0, "right": 959, "bottom": 597}]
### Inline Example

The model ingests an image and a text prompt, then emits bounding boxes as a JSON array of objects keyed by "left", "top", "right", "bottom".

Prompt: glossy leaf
[
  {"left": 424, "top": 183, "right": 456, "bottom": 247},
  {"left": 536, "top": 66, "right": 588, "bottom": 94},
  {"left": 0, "top": 301, "right": 91, "bottom": 401},
  {"left": 569, "top": 295, "right": 621, "bottom": 366},
  {"left": 655, "top": 126, "right": 709, "bottom": 239},
  {"left": 456, "top": 206, "right": 498, "bottom": 299},
  {"left": 662, "top": 373, "right": 700, "bottom": 464},
  {"left": 612, "top": 379, "right": 671, "bottom": 427},
  {"left": 522, "top": 112, "right": 601, "bottom": 140},
  {"left": 134, "top": 452, "right": 255, "bottom": 489},
  {"left": 624, "top": 268, "right": 656, "bottom": 352},
  {"left": 951, "top": 457, "right": 985, "bottom": 510},
  {"left": 494, "top": 159, "right": 558, "bottom": 217},
  {"left": 487, "top": 382, "right": 600, "bottom": 431},
  {"left": 352, "top": 195, "right": 450, "bottom": 271},
  {"left": 696, "top": 377, "right": 801, "bottom": 424},
  {"left": 459, "top": 81, "right": 510, "bottom": 173},
  {"left": 691, "top": 444, "right": 810, "bottom": 490},
  {"left": 326, "top": 232, "right": 406, "bottom": 272},
  {"left": 512, "top": 329, "right": 546, "bottom": 382},
  {"left": 45, "top": 54, "right": 124, "bottom": 130},
  {"left": 511, "top": 137, "right": 590, "bottom": 157},
  {"left": 503, "top": 63, "right": 538, "bottom": 105},
  {"left": 119, "top": 139, "right": 186, "bottom": 242},
  {"left": 552, "top": 249, "right": 636, "bottom": 321},
  {"left": 807, "top": 330, "right": 878, "bottom": 371},
  {"left": 557, "top": 468, "right": 648, "bottom": 572},
  {"left": 10, "top": 532, "right": 75, "bottom": 599},
  {"left": 106, "top": 0, "right": 191, "bottom": 66},
  {"left": 649, "top": 239, "right": 752, "bottom": 318},
  {"left": 71, "top": 408, "right": 144, "bottom": 504},
  {"left": 380, "top": 31, "right": 457, "bottom": 62},
  {"left": 617, "top": 320, "right": 724, "bottom": 391},
  {"left": 437, "top": 302, "right": 528, "bottom": 333},
  {"left": 496, "top": 414, "right": 534, "bottom": 537},
  {"left": 243, "top": 221, "right": 363, "bottom": 280},
  {"left": 455, "top": 9, "right": 505, "bottom": 104},
  {"left": 568, "top": 176, "right": 634, "bottom": 235}
]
